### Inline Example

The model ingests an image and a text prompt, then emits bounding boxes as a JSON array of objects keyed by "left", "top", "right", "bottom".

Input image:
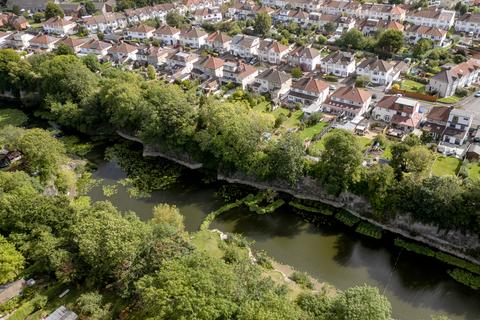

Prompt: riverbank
[{"left": 117, "top": 131, "right": 480, "bottom": 268}]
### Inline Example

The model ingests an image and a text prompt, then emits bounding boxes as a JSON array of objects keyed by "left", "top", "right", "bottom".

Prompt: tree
[
  {"left": 388, "top": 0, "right": 404, "bottom": 4},
  {"left": 55, "top": 43, "right": 74, "bottom": 56},
  {"left": 375, "top": 29, "right": 404, "bottom": 58},
  {"left": 0, "top": 127, "right": 67, "bottom": 182},
  {"left": 412, "top": 38, "right": 433, "bottom": 58},
  {"left": 84, "top": 0, "right": 97, "bottom": 15},
  {"left": 45, "top": 2, "right": 64, "bottom": 19},
  {"left": 296, "top": 292, "right": 332, "bottom": 320},
  {"left": 265, "top": 133, "right": 305, "bottom": 185},
  {"left": 195, "top": 100, "right": 273, "bottom": 171},
  {"left": 33, "top": 12, "right": 44, "bottom": 23},
  {"left": 361, "top": 164, "right": 396, "bottom": 217},
  {"left": 324, "top": 22, "right": 336, "bottom": 35},
  {"left": 82, "top": 54, "right": 101, "bottom": 73},
  {"left": 146, "top": 65, "right": 156, "bottom": 80},
  {"left": 412, "top": 0, "right": 428, "bottom": 8},
  {"left": 336, "top": 29, "right": 366, "bottom": 50},
  {"left": 330, "top": 285, "right": 392, "bottom": 320},
  {"left": 403, "top": 145, "right": 434, "bottom": 175},
  {"left": 151, "top": 204, "right": 185, "bottom": 232},
  {"left": 455, "top": 2, "right": 469, "bottom": 16},
  {"left": 254, "top": 12, "right": 272, "bottom": 36},
  {"left": 76, "top": 291, "right": 109, "bottom": 320},
  {"left": 0, "top": 235, "right": 25, "bottom": 285},
  {"left": 166, "top": 11, "right": 187, "bottom": 28},
  {"left": 291, "top": 67, "right": 303, "bottom": 79},
  {"left": 314, "top": 130, "right": 363, "bottom": 195}
]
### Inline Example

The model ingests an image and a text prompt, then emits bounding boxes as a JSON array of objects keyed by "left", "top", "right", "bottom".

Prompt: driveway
[{"left": 457, "top": 94, "right": 480, "bottom": 127}]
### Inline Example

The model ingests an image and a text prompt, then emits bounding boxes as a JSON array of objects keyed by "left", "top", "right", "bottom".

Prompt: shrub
[
  {"left": 323, "top": 74, "right": 338, "bottom": 82},
  {"left": 447, "top": 268, "right": 480, "bottom": 289},
  {"left": 290, "top": 271, "right": 314, "bottom": 289},
  {"left": 355, "top": 222, "right": 382, "bottom": 239},
  {"left": 335, "top": 210, "right": 360, "bottom": 227},
  {"left": 304, "top": 112, "right": 323, "bottom": 127},
  {"left": 256, "top": 250, "right": 273, "bottom": 269},
  {"left": 455, "top": 88, "right": 468, "bottom": 97}
]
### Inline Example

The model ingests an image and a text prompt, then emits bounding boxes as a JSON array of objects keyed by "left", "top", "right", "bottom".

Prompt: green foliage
[
  {"left": 0, "top": 235, "right": 25, "bottom": 284},
  {"left": 200, "top": 200, "right": 244, "bottom": 231},
  {"left": 330, "top": 285, "right": 392, "bottom": 320},
  {"left": 412, "top": 39, "right": 433, "bottom": 58},
  {"left": 146, "top": 65, "right": 156, "bottom": 80},
  {"left": 54, "top": 43, "right": 75, "bottom": 56},
  {"left": 447, "top": 269, "right": 480, "bottom": 290},
  {"left": 76, "top": 291, "right": 109, "bottom": 319},
  {"left": 166, "top": 10, "right": 188, "bottom": 28},
  {"left": 313, "top": 130, "right": 363, "bottom": 195},
  {"left": 297, "top": 292, "right": 332, "bottom": 320},
  {"left": 289, "top": 201, "right": 333, "bottom": 215},
  {"left": 336, "top": 29, "right": 367, "bottom": 50},
  {"left": 254, "top": 12, "right": 272, "bottom": 36},
  {"left": 375, "top": 30, "right": 404, "bottom": 58},
  {"left": 290, "top": 271, "right": 314, "bottom": 289},
  {"left": 0, "top": 108, "right": 28, "bottom": 128},
  {"left": 45, "top": 2, "right": 64, "bottom": 19},
  {"left": 355, "top": 222, "right": 382, "bottom": 239},
  {"left": 335, "top": 211, "right": 360, "bottom": 227},
  {"left": 105, "top": 143, "right": 181, "bottom": 195},
  {"left": 255, "top": 250, "right": 273, "bottom": 269},
  {"left": 102, "top": 184, "right": 118, "bottom": 197},
  {"left": 291, "top": 67, "right": 303, "bottom": 79}
]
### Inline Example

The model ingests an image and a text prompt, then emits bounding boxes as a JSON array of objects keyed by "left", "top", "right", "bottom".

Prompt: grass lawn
[
  {"left": 0, "top": 108, "right": 28, "bottom": 127},
  {"left": 431, "top": 156, "right": 461, "bottom": 176},
  {"left": 298, "top": 121, "right": 328, "bottom": 141},
  {"left": 401, "top": 80, "right": 426, "bottom": 93},
  {"left": 191, "top": 230, "right": 225, "bottom": 259},
  {"left": 437, "top": 95, "right": 461, "bottom": 104},
  {"left": 356, "top": 136, "right": 372, "bottom": 150},
  {"left": 467, "top": 162, "right": 480, "bottom": 179},
  {"left": 281, "top": 109, "right": 304, "bottom": 129}
]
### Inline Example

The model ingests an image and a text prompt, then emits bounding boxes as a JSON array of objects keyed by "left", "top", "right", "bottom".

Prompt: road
[{"left": 457, "top": 94, "right": 480, "bottom": 127}]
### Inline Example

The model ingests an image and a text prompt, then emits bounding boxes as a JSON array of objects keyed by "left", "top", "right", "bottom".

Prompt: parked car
[{"left": 474, "top": 91, "right": 480, "bottom": 97}]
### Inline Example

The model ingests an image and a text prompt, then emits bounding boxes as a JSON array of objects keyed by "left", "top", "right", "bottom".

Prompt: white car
[{"left": 475, "top": 91, "right": 480, "bottom": 98}]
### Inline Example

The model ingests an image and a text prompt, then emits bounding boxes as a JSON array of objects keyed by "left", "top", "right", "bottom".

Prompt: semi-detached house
[
  {"left": 153, "top": 25, "right": 181, "bottom": 46},
  {"left": 405, "top": 25, "right": 448, "bottom": 47},
  {"left": 355, "top": 57, "right": 403, "bottom": 86},
  {"left": 28, "top": 34, "right": 60, "bottom": 52},
  {"left": 287, "top": 77, "right": 329, "bottom": 113},
  {"left": 405, "top": 7, "right": 455, "bottom": 30},
  {"left": 372, "top": 95, "right": 422, "bottom": 133},
  {"left": 82, "top": 13, "right": 127, "bottom": 33},
  {"left": 426, "top": 59, "right": 480, "bottom": 97},
  {"left": 231, "top": 35, "right": 260, "bottom": 59},
  {"left": 455, "top": 13, "right": 480, "bottom": 36},
  {"left": 78, "top": 39, "right": 112, "bottom": 58},
  {"left": 221, "top": 60, "right": 258, "bottom": 89},
  {"left": 320, "top": 51, "right": 356, "bottom": 77},
  {"left": 42, "top": 17, "right": 76, "bottom": 36},
  {"left": 179, "top": 27, "right": 208, "bottom": 48},
  {"left": 322, "top": 85, "right": 372, "bottom": 119},
  {"left": 108, "top": 42, "right": 139, "bottom": 64},
  {"left": 258, "top": 39, "right": 290, "bottom": 64},
  {"left": 206, "top": 31, "right": 231, "bottom": 53},
  {"left": 287, "top": 46, "right": 321, "bottom": 72},
  {"left": 126, "top": 24, "right": 156, "bottom": 40},
  {"left": 252, "top": 68, "right": 292, "bottom": 99}
]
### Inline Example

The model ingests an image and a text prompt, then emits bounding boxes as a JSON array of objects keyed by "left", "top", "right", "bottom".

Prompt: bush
[
  {"left": 335, "top": 210, "right": 360, "bottom": 227},
  {"left": 448, "top": 268, "right": 480, "bottom": 289},
  {"left": 275, "top": 113, "right": 287, "bottom": 128},
  {"left": 323, "top": 74, "right": 338, "bottom": 82},
  {"left": 304, "top": 112, "right": 323, "bottom": 127},
  {"left": 256, "top": 250, "right": 273, "bottom": 269},
  {"left": 455, "top": 88, "right": 469, "bottom": 97},
  {"left": 290, "top": 271, "right": 314, "bottom": 289},
  {"left": 355, "top": 222, "right": 382, "bottom": 239}
]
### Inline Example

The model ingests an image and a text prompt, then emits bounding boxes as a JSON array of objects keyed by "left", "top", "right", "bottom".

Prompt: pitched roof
[
  {"left": 60, "top": 37, "right": 89, "bottom": 48},
  {"left": 259, "top": 39, "right": 289, "bottom": 53},
  {"left": 154, "top": 25, "right": 180, "bottom": 36},
  {"left": 357, "top": 57, "right": 393, "bottom": 73},
  {"left": 322, "top": 51, "right": 354, "bottom": 65},
  {"left": 198, "top": 55, "right": 224, "bottom": 69},
  {"left": 180, "top": 27, "right": 207, "bottom": 38},
  {"left": 292, "top": 77, "right": 328, "bottom": 94},
  {"left": 431, "top": 59, "right": 480, "bottom": 84},
  {"left": 426, "top": 106, "right": 453, "bottom": 122},
  {"left": 108, "top": 42, "right": 138, "bottom": 54},
  {"left": 331, "top": 85, "right": 372, "bottom": 104},
  {"left": 457, "top": 13, "right": 480, "bottom": 24},
  {"left": 43, "top": 17, "right": 75, "bottom": 28},
  {"left": 30, "top": 34, "right": 60, "bottom": 45},
  {"left": 128, "top": 24, "right": 155, "bottom": 33},
  {"left": 207, "top": 31, "right": 231, "bottom": 44},
  {"left": 80, "top": 39, "right": 112, "bottom": 50},
  {"left": 257, "top": 68, "right": 291, "bottom": 84},
  {"left": 407, "top": 7, "right": 455, "bottom": 21},
  {"left": 288, "top": 46, "right": 320, "bottom": 59},
  {"left": 406, "top": 25, "right": 447, "bottom": 37},
  {"left": 376, "top": 95, "right": 418, "bottom": 113}
]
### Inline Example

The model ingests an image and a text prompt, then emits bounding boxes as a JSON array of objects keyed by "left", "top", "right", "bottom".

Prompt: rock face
[
  {"left": 218, "top": 172, "right": 480, "bottom": 266},
  {"left": 117, "top": 132, "right": 480, "bottom": 265}
]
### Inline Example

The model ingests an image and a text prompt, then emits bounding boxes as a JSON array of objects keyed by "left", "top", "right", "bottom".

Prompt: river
[{"left": 88, "top": 159, "right": 480, "bottom": 320}]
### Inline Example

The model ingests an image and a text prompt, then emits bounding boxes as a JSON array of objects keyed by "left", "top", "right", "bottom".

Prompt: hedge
[
  {"left": 334, "top": 210, "right": 360, "bottom": 227},
  {"left": 355, "top": 222, "right": 382, "bottom": 239}
]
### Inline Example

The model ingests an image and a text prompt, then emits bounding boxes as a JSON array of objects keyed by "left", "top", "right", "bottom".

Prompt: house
[
  {"left": 252, "top": 67, "right": 292, "bottom": 99},
  {"left": 136, "top": 46, "right": 174, "bottom": 67},
  {"left": 221, "top": 60, "right": 258, "bottom": 89},
  {"left": 192, "top": 55, "right": 225, "bottom": 80},
  {"left": 125, "top": 7, "right": 153, "bottom": 24},
  {"left": 82, "top": 13, "right": 128, "bottom": 33},
  {"left": 231, "top": 35, "right": 260, "bottom": 59},
  {"left": 372, "top": 95, "right": 422, "bottom": 133},
  {"left": 42, "top": 17, "right": 77, "bottom": 36},
  {"left": 357, "top": 18, "right": 404, "bottom": 35},
  {"left": 422, "top": 105, "right": 452, "bottom": 140},
  {"left": 318, "top": 0, "right": 351, "bottom": 16},
  {"left": 6, "top": 32, "right": 35, "bottom": 50},
  {"left": 58, "top": 37, "right": 90, "bottom": 53},
  {"left": 45, "top": 306, "right": 78, "bottom": 320},
  {"left": 442, "top": 108, "right": 473, "bottom": 146},
  {"left": 165, "top": 50, "right": 200, "bottom": 80},
  {"left": 153, "top": 25, "right": 181, "bottom": 46},
  {"left": 426, "top": 59, "right": 480, "bottom": 97},
  {"left": 322, "top": 85, "right": 372, "bottom": 119},
  {"left": 192, "top": 8, "right": 222, "bottom": 25},
  {"left": 28, "top": 34, "right": 61, "bottom": 52},
  {"left": 320, "top": 51, "right": 356, "bottom": 77},
  {"left": 10, "top": 16, "right": 30, "bottom": 31},
  {"left": 179, "top": 27, "right": 208, "bottom": 48},
  {"left": 79, "top": 39, "right": 112, "bottom": 58},
  {"left": 206, "top": 31, "right": 232, "bottom": 52},
  {"left": 355, "top": 57, "right": 403, "bottom": 86},
  {"left": 257, "top": 39, "right": 290, "bottom": 64},
  {"left": 126, "top": 24, "right": 156, "bottom": 40},
  {"left": 183, "top": 0, "right": 214, "bottom": 11},
  {"left": 287, "top": 77, "right": 329, "bottom": 112},
  {"left": 455, "top": 13, "right": 480, "bottom": 37},
  {"left": 0, "top": 31, "right": 13, "bottom": 48},
  {"left": 59, "top": 3, "right": 84, "bottom": 18},
  {"left": 287, "top": 46, "right": 321, "bottom": 71},
  {"left": 108, "top": 42, "right": 139, "bottom": 63},
  {"left": 405, "top": 25, "right": 448, "bottom": 47},
  {"left": 359, "top": 3, "right": 406, "bottom": 21},
  {"left": 273, "top": 9, "right": 310, "bottom": 26},
  {"left": 94, "top": 0, "right": 116, "bottom": 14},
  {"left": 6, "top": 0, "right": 54, "bottom": 12},
  {"left": 405, "top": 7, "right": 455, "bottom": 30}
]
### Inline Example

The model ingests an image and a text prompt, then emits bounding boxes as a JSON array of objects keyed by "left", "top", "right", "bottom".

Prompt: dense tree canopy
[
  {"left": 254, "top": 13, "right": 272, "bottom": 36},
  {"left": 0, "top": 235, "right": 24, "bottom": 285},
  {"left": 375, "top": 30, "right": 404, "bottom": 58}
]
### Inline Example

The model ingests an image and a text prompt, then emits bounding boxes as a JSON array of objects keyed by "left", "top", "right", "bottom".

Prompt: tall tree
[
  {"left": 314, "top": 130, "right": 362, "bottom": 195},
  {"left": 336, "top": 29, "right": 366, "bottom": 50},
  {"left": 375, "top": 30, "right": 404, "bottom": 58},
  {"left": 0, "top": 235, "right": 25, "bottom": 285},
  {"left": 254, "top": 12, "right": 272, "bottom": 36},
  {"left": 265, "top": 133, "right": 305, "bottom": 185},
  {"left": 45, "top": 2, "right": 64, "bottom": 19}
]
